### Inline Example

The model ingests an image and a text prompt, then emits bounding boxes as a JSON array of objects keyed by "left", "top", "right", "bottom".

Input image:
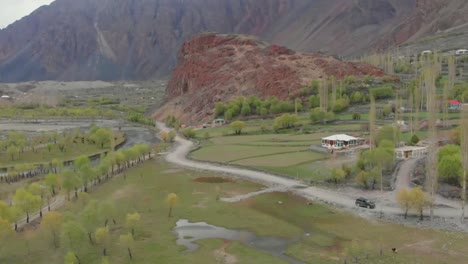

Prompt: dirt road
[{"left": 157, "top": 122, "right": 468, "bottom": 225}]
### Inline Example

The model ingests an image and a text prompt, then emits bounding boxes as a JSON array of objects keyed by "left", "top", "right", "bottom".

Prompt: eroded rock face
[
  {"left": 154, "top": 33, "right": 390, "bottom": 124},
  {"left": 1, "top": 0, "right": 467, "bottom": 82}
]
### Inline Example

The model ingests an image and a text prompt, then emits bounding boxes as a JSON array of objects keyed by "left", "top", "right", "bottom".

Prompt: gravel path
[
  {"left": 220, "top": 187, "right": 288, "bottom": 203},
  {"left": 157, "top": 122, "right": 468, "bottom": 231}
]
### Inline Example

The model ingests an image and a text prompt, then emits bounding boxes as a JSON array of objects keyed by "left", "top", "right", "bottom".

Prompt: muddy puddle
[{"left": 174, "top": 219, "right": 304, "bottom": 264}]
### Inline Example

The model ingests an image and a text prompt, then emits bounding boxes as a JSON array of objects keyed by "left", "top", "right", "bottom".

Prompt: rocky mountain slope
[
  {"left": 1, "top": 0, "right": 468, "bottom": 82},
  {"left": 154, "top": 33, "right": 389, "bottom": 123}
]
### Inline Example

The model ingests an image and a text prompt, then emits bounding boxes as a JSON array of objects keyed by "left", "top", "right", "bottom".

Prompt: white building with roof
[
  {"left": 321, "top": 134, "right": 365, "bottom": 150},
  {"left": 395, "top": 146, "right": 428, "bottom": 160}
]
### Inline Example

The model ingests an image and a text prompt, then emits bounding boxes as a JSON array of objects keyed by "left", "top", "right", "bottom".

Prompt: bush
[
  {"left": 181, "top": 128, "right": 196, "bottom": 139},
  {"left": 352, "top": 113, "right": 361, "bottom": 120},
  {"left": 410, "top": 134, "right": 419, "bottom": 145},
  {"left": 370, "top": 86, "right": 395, "bottom": 99},
  {"left": 332, "top": 98, "right": 349, "bottom": 113},
  {"left": 274, "top": 114, "right": 299, "bottom": 129}
]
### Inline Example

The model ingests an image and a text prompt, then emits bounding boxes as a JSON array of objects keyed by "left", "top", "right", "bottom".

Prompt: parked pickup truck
[{"left": 355, "top": 197, "right": 376, "bottom": 209}]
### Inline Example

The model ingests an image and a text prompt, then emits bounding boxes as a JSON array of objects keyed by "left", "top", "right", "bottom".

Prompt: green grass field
[
  {"left": 191, "top": 133, "right": 357, "bottom": 181},
  {"left": 4, "top": 160, "right": 468, "bottom": 263}
]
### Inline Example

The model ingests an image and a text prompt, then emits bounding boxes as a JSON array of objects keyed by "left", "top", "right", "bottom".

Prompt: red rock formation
[{"left": 155, "top": 33, "right": 391, "bottom": 124}]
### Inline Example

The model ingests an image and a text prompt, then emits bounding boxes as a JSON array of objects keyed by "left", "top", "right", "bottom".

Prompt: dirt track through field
[{"left": 157, "top": 122, "right": 468, "bottom": 226}]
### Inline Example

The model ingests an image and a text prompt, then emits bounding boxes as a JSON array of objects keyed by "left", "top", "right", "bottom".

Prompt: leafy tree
[
  {"left": 7, "top": 145, "right": 18, "bottom": 161},
  {"left": 13, "top": 188, "right": 42, "bottom": 223},
  {"left": 61, "top": 170, "right": 80, "bottom": 200},
  {"left": 61, "top": 221, "right": 87, "bottom": 260},
  {"left": 230, "top": 121, "right": 246, "bottom": 135},
  {"left": 410, "top": 134, "right": 420, "bottom": 145},
  {"left": 64, "top": 251, "right": 79, "bottom": 264},
  {"left": 126, "top": 212, "right": 141, "bottom": 238},
  {"left": 47, "top": 143, "right": 53, "bottom": 152},
  {"left": 95, "top": 226, "right": 110, "bottom": 256},
  {"left": 410, "top": 187, "right": 430, "bottom": 220},
  {"left": 330, "top": 168, "right": 346, "bottom": 184},
  {"left": 90, "top": 128, "right": 111, "bottom": 148},
  {"left": 376, "top": 126, "right": 399, "bottom": 146},
  {"left": 41, "top": 211, "right": 63, "bottom": 248},
  {"left": 119, "top": 233, "right": 135, "bottom": 260},
  {"left": 0, "top": 201, "right": 13, "bottom": 222},
  {"left": 45, "top": 173, "right": 60, "bottom": 196},
  {"left": 351, "top": 91, "right": 363, "bottom": 103},
  {"left": 438, "top": 154, "right": 462, "bottom": 185},
  {"left": 214, "top": 102, "right": 226, "bottom": 117},
  {"left": 355, "top": 170, "right": 369, "bottom": 189},
  {"left": 274, "top": 114, "right": 298, "bottom": 129},
  {"left": 396, "top": 188, "right": 411, "bottom": 219},
  {"left": 310, "top": 107, "right": 334, "bottom": 124},
  {"left": 241, "top": 102, "right": 251, "bottom": 116},
  {"left": 166, "top": 193, "right": 178, "bottom": 218},
  {"left": 332, "top": 98, "right": 349, "bottom": 113}
]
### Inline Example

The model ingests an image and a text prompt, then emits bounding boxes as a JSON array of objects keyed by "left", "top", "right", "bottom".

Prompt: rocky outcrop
[{"left": 154, "top": 33, "right": 390, "bottom": 124}]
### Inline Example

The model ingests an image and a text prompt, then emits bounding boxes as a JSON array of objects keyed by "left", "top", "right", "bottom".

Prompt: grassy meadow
[{"left": 3, "top": 160, "right": 468, "bottom": 263}]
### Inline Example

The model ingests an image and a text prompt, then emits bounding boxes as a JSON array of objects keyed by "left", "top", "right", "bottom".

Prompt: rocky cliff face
[
  {"left": 0, "top": 0, "right": 467, "bottom": 82},
  {"left": 154, "top": 33, "right": 389, "bottom": 123}
]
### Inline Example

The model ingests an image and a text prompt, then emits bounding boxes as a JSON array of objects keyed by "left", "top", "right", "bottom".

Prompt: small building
[
  {"left": 448, "top": 100, "right": 462, "bottom": 110},
  {"left": 0, "top": 95, "right": 11, "bottom": 100},
  {"left": 321, "top": 134, "right": 365, "bottom": 150},
  {"left": 395, "top": 146, "right": 428, "bottom": 160}
]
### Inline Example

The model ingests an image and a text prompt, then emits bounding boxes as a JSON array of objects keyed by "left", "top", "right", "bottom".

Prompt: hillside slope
[
  {"left": 154, "top": 33, "right": 390, "bottom": 124},
  {"left": 0, "top": 0, "right": 468, "bottom": 82}
]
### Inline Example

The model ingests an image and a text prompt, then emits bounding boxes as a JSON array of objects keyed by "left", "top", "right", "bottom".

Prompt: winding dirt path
[{"left": 157, "top": 122, "right": 468, "bottom": 221}]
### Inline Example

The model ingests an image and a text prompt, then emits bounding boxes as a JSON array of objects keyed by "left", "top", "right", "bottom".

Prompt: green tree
[
  {"left": 95, "top": 226, "right": 110, "bottom": 256},
  {"left": 396, "top": 188, "right": 411, "bottom": 219},
  {"left": 166, "top": 193, "right": 178, "bottom": 218},
  {"left": 41, "top": 211, "right": 63, "bottom": 248},
  {"left": 214, "top": 102, "right": 226, "bottom": 117},
  {"left": 7, "top": 145, "right": 18, "bottom": 161},
  {"left": 61, "top": 221, "right": 87, "bottom": 261},
  {"left": 438, "top": 154, "right": 462, "bottom": 185},
  {"left": 241, "top": 102, "right": 251, "bottom": 116},
  {"left": 125, "top": 212, "right": 141, "bottom": 238},
  {"left": 410, "top": 134, "right": 420, "bottom": 145},
  {"left": 90, "top": 128, "right": 111, "bottom": 149},
  {"left": 119, "top": 233, "right": 135, "bottom": 260},
  {"left": 64, "top": 251, "right": 79, "bottom": 264},
  {"left": 230, "top": 121, "right": 246, "bottom": 135},
  {"left": 274, "top": 114, "right": 299, "bottom": 129},
  {"left": 45, "top": 173, "right": 60, "bottom": 196},
  {"left": 13, "top": 188, "right": 42, "bottom": 223},
  {"left": 0, "top": 201, "right": 13, "bottom": 222},
  {"left": 61, "top": 170, "right": 80, "bottom": 200},
  {"left": 80, "top": 201, "right": 100, "bottom": 243},
  {"left": 410, "top": 187, "right": 430, "bottom": 220},
  {"left": 330, "top": 168, "right": 346, "bottom": 184},
  {"left": 355, "top": 170, "right": 369, "bottom": 189}
]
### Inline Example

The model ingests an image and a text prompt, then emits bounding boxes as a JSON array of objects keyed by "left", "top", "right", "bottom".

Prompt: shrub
[
  {"left": 332, "top": 98, "right": 349, "bottom": 113},
  {"left": 274, "top": 114, "right": 299, "bottom": 129},
  {"left": 181, "top": 128, "right": 196, "bottom": 139},
  {"left": 370, "top": 86, "right": 395, "bottom": 99},
  {"left": 352, "top": 113, "right": 361, "bottom": 120},
  {"left": 410, "top": 134, "right": 419, "bottom": 145}
]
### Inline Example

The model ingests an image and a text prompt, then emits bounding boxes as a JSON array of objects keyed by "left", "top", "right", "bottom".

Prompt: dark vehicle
[{"left": 355, "top": 197, "right": 375, "bottom": 209}]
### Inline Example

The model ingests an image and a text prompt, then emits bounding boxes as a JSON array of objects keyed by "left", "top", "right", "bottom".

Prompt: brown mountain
[
  {"left": 0, "top": 0, "right": 468, "bottom": 82},
  {"left": 153, "top": 33, "right": 391, "bottom": 123}
]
